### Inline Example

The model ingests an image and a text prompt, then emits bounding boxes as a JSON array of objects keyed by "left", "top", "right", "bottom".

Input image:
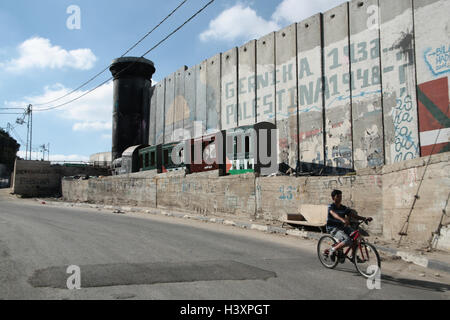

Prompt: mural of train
[{"left": 112, "top": 122, "right": 277, "bottom": 176}]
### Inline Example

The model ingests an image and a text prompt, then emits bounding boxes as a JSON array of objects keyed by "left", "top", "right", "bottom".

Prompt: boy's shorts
[{"left": 326, "top": 226, "right": 355, "bottom": 246}]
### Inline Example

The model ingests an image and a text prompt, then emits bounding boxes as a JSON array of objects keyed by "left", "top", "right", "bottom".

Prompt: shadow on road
[
  {"left": 380, "top": 274, "right": 450, "bottom": 293},
  {"left": 333, "top": 265, "right": 449, "bottom": 293}
]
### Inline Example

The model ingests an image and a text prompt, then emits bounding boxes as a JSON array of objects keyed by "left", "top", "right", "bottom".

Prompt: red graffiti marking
[
  {"left": 332, "top": 121, "right": 344, "bottom": 129},
  {"left": 299, "top": 128, "right": 322, "bottom": 142}
]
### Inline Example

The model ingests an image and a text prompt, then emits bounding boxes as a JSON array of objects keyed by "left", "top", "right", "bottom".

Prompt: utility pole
[
  {"left": 22, "top": 104, "right": 33, "bottom": 160},
  {"left": 39, "top": 144, "right": 46, "bottom": 161},
  {"left": 29, "top": 104, "right": 33, "bottom": 160},
  {"left": 39, "top": 143, "right": 50, "bottom": 161},
  {"left": 14, "top": 111, "right": 27, "bottom": 160},
  {"left": 25, "top": 109, "right": 30, "bottom": 160}
]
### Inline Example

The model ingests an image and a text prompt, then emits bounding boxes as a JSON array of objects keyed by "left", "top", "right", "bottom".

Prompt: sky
[{"left": 0, "top": 0, "right": 345, "bottom": 162}]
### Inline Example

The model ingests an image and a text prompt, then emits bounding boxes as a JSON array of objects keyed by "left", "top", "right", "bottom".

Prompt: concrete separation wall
[
  {"left": 146, "top": 0, "right": 449, "bottom": 172},
  {"left": 63, "top": 151, "right": 450, "bottom": 250}
]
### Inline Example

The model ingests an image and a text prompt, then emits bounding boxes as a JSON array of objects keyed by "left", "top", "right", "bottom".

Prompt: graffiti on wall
[
  {"left": 278, "top": 185, "right": 301, "bottom": 201},
  {"left": 323, "top": 175, "right": 356, "bottom": 189},
  {"left": 392, "top": 91, "right": 420, "bottom": 162},
  {"left": 424, "top": 45, "right": 450, "bottom": 76}
]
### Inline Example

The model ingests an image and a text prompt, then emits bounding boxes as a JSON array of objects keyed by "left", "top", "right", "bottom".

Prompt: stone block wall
[{"left": 62, "top": 152, "right": 450, "bottom": 250}]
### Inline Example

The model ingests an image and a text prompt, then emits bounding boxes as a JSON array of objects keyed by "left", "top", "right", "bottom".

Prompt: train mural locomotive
[{"left": 112, "top": 122, "right": 277, "bottom": 176}]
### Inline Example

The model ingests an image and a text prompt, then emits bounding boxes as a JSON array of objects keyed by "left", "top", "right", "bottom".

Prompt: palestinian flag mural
[{"left": 417, "top": 77, "right": 450, "bottom": 156}]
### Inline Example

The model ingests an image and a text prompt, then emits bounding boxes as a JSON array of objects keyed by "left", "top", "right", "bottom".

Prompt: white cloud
[
  {"left": 272, "top": 0, "right": 345, "bottom": 24},
  {"left": 4, "top": 81, "right": 113, "bottom": 133},
  {"left": 199, "top": 0, "right": 346, "bottom": 43},
  {"left": 73, "top": 121, "right": 112, "bottom": 132},
  {"left": 199, "top": 4, "right": 280, "bottom": 43},
  {"left": 1, "top": 37, "right": 97, "bottom": 72}
]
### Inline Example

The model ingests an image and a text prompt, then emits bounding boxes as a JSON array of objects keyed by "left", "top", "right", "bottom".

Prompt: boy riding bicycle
[{"left": 327, "top": 189, "right": 372, "bottom": 261}]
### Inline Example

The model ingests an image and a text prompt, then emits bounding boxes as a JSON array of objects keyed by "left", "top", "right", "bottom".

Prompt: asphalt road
[{"left": 0, "top": 192, "right": 448, "bottom": 300}]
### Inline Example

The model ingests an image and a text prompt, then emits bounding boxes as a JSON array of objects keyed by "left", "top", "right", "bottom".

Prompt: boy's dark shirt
[{"left": 327, "top": 203, "right": 350, "bottom": 229}]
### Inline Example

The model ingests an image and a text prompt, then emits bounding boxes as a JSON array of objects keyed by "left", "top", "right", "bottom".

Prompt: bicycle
[{"left": 317, "top": 219, "right": 381, "bottom": 278}]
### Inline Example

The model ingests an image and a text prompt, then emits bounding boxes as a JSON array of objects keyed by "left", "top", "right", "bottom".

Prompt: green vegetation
[{"left": 0, "top": 128, "right": 20, "bottom": 177}]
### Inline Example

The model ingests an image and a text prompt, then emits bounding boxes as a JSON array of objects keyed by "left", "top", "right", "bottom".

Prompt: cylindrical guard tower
[{"left": 110, "top": 57, "right": 156, "bottom": 161}]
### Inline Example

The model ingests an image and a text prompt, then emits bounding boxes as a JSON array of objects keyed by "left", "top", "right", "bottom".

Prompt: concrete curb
[{"left": 36, "top": 199, "right": 450, "bottom": 274}]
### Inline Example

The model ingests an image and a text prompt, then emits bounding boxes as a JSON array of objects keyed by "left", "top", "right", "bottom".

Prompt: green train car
[
  {"left": 227, "top": 125, "right": 255, "bottom": 175},
  {"left": 139, "top": 142, "right": 185, "bottom": 173},
  {"left": 139, "top": 145, "right": 157, "bottom": 171}
]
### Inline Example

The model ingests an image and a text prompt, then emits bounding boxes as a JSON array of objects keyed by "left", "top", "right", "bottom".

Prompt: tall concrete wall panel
[
  {"left": 323, "top": 3, "right": 353, "bottom": 171},
  {"left": 206, "top": 54, "right": 222, "bottom": 134},
  {"left": 256, "top": 33, "right": 276, "bottom": 124},
  {"left": 414, "top": 0, "right": 450, "bottom": 156},
  {"left": 349, "top": 0, "right": 384, "bottom": 169},
  {"left": 164, "top": 73, "right": 175, "bottom": 143},
  {"left": 276, "top": 24, "right": 298, "bottom": 168},
  {"left": 221, "top": 48, "right": 238, "bottom": 130},
  {"left": 297, "top": 14, "right": 325, "bottom": 169},
  {"left": 155, "top": 80, "right": 165, "bottom": 145},
  {"left": 149, "top": 85, "right": 156, "bottom": 146},
  {"left": 195, "top": 61, "right": 207, "bottom": 138},
  {"left": 380, "top": 0, "right": 420, "bottom": 164},
  {"left": 174, "top": 66, "right": 188, "bottom": 142},
  {"left": 238, "top": 40, "right": 257, "bottom": 126},
  {"left": 184, "top": 66, "right": 196, "bottom": 139}
]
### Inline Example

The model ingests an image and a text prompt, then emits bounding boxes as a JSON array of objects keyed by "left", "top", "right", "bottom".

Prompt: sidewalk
[{"left": 35, "top": 197, "right": 450, "bottom": 275}]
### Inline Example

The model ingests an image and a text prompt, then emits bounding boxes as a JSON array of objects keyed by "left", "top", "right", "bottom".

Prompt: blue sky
[{"left": 0, "top": 0, "right": 343, "bottom": 162}]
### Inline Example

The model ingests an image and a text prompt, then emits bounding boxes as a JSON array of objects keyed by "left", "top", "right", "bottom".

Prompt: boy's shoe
[
  {"left": 338, "top": 250, "right": 345, "bottom": 263},
  {"left": 330, "top": 249, "right": 336, "bottom": 262}
]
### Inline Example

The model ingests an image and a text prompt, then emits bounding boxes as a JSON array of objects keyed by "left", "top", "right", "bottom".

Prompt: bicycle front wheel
[
  {"left": 354, "top": 242, "right": 381, "bottom": 278},
  {"left": 317, "top": 235, "right": 339, "bottom": 269}
]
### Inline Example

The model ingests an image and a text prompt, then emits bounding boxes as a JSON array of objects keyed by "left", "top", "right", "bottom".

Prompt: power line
[
  {"left": 29, "top": 0, "right": 188, "bottom": 108},
  {"left": 121, "top": 0, "right": 189, "bottom": 58},
  {"left": 34, "top": 77, "right": 112, "bottom": 112},
  {"left": 10, "top": 126, "right": 25, "bottom": 146},
  {"left": 34, "top": 0, "right": 215, "bottom": 113},
  {"left": 141, "top": 0, "right": 214, "bottom": 57}
]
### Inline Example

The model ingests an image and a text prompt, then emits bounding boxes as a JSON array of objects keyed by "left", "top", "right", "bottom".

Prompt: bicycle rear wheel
[
  {"left": 317, "top": 235, "right": 339, "bottom": 269},
  {"left": 354, "top": 242, "right": 381, "bottom": 278}
]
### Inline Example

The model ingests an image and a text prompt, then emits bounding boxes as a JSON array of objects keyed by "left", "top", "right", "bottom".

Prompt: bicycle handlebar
[{"left": 353, "top": 217, "right": 373, "bottom": 227}]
